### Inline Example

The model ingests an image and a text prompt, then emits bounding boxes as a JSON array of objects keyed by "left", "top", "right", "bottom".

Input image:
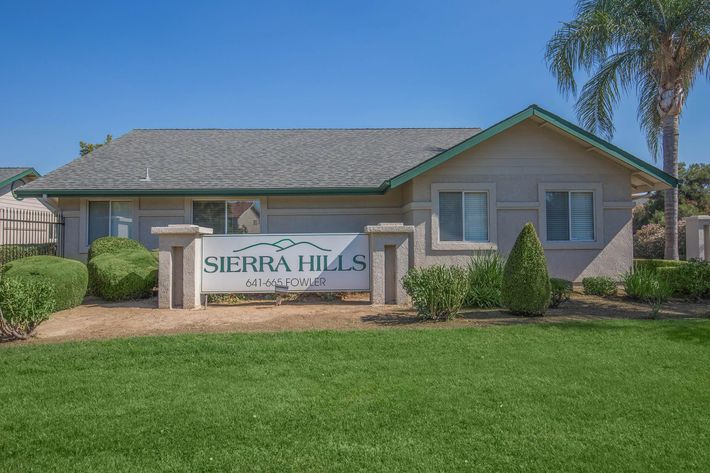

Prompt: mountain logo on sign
[{"left": 233, "top": 238, "right": 332, "bottom": 253}]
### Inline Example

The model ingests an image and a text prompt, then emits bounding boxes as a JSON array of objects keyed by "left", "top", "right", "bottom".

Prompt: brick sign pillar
[
  {"left": 365, "top": 223, "right": 414, "bottom": 305},
  {"left": 151, "top": 224, "right": 213, "bottom": 309},
  {"left": 686, "top": 215, "right": 710, "bottom": 261}
]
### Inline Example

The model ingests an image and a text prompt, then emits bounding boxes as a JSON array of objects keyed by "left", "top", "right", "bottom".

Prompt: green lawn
[{"left": 2, "top": 321, "right": 710, "bottom": 472}]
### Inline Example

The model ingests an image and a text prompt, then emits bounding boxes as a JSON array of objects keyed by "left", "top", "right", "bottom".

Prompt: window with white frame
[
  {"left": 192, "top": 200, "right": 261, "bottom": 234},
  {"left": 88, "top": 201, "right": 133, "bottom": 244},
  {"left": 545, "top": 191, "right": 594, "bottom": 241},
  {"left": 438, "top": 191, "right": 489, "bottom": 242}
]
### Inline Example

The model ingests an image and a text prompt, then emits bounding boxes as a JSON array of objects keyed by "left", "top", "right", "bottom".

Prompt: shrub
[
  {"left": 3, "top": 255, "right": 88, "bottom": 310},
  {"left": 582, "top": 276, "right": 617, "bottom": 297},
  {"left": 549, "top": 278, "right": 572, "bottom": 308},
  {"left": 88, "top": 236, "right": 148, "bottom": 261},
  {"left": 464, "top": 252, "right": 505, "bottom": 308},
  {"left": 633, "top": 222, "right": 686, "bottom": 259},
  {"left": 633, "top": 258, "right": 687, "bottom": 273},
  {"left": 402, "top": 265, "right": 467, "bottom": 320},
  {"left": 622, "top": 267, "right": 673, "bottom": 317},
  {"left": 501, "top": 223, "right": 551, "bottom": 316},
  {"left": 0, "top": 276, "right": 55, "bottom": 340},
  {"left": 657, "top": 260, "right": 710, "bottom": 301},
  {"left": 88, "top": 248, "right": 158, "bottom": 301}
]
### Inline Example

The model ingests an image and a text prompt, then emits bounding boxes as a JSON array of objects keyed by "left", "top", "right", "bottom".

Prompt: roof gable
[
  {"left": 0, "top": 167, "right": 40, "bottom": 189},
  {"left": 387, "top": 105, "right": 676, "bottom": 190}
]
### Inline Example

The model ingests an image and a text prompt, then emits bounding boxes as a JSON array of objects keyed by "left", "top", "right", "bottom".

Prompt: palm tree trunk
[{"left": 661, "top": 114, "right": 680, "bottom": 260}]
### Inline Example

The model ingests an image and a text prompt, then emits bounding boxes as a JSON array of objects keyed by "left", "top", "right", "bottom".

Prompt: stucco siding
[{"left": 404, "top": 120, "right": 635, "bottom": 281}]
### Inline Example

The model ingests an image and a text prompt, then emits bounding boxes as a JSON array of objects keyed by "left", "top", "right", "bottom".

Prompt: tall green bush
[
  {"left": 3, "top": 256, "right": 87, "bottom": 310},
  {"left": 0, "top": 276, "right": 55, "bottom": 341},
  {"left": 402, "top": 265, "right": 467, "bottom": 320},
  {"left": 88, "top": 248, "right": 158, "bottom": 301},
  {"left": 464, "top": 252, "right": 505, "bottom": 308},
  {"left": 501, "top": 223, "right": 551, "bottom": 316},
  {"left": 88, "top": 236, "right": 148, "bottom": 261}
]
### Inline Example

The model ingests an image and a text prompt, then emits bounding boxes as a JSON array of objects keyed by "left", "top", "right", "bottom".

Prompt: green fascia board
[
  {"left": 0, "top": 167, "right": 40, "bottom": 189},
  {"left": 387, "top": 105, "right": 677, "bottom": 189},
  {"left": 15, "top": 185, "right": 388, "bottom": 198}
]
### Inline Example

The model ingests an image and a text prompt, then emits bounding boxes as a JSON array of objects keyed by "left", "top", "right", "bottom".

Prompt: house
[
  {"left": 0, "top": 167, "right": 58, "bottom": 249},
  {"left": 16, "top": 105, "right": 676, "bottom": 283},
  {"left": 0, "top": 167, "right": 54, "bottom": 212}
]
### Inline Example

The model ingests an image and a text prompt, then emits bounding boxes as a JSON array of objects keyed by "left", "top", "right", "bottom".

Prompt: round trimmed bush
[
  {"left": 3, "top": 255, "right": 88, "bottom": 311},
  {"left": 88, "top": 236, "right": 148, "bottom": 261},
  {"left": 88, "top": 248, "right": 158, "bottom": 301},
  {"left": 502, "top": 223, "right": 551, "bottom": 316}
]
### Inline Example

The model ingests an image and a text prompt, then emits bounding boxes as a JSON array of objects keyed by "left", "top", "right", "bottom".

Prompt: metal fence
[{"left": 0, "top": 208, "right": 64, "bottom": 266}]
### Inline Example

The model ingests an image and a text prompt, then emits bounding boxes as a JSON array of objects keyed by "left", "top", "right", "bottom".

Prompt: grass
[{"left": 1, "top": 321, "right": 710, "bottom": 472}]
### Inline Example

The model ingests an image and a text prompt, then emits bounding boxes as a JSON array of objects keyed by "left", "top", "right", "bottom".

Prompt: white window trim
[
  {"left": 79, "top": 197, "right": 138, "bottom": 253},
  {"left": 186, "top": 197, "right": 268, "bottom": 234},
  {"left": 538, "top": 183, "right": 604, "bottom": 250},
  {"left": 431, "top": 183, "right": 497, "bottom": 251}
]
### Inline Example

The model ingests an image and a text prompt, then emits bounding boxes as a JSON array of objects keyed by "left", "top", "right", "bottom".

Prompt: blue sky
[{"left": 0, "top": 0, "right": 708, "bottom": 174}]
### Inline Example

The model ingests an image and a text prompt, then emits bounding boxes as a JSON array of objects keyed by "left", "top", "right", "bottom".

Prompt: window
[
  {"left": 88, "top": 201, "right": 132, "bottom": 244},
  {"left": 192, "top": 200, "right": 261, "bottom": 234},
  {"left": 439, "top": 191, "right": 488, "bottom": 242},
  {"left": 545, "top": 191, "right": 594, "bottom": 241}
]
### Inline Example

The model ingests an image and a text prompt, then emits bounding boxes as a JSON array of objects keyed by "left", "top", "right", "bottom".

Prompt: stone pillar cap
[
  {"left": 364, "top": 223, "right": 415, "bottom": 234},
  {"left": 151, "top": 224, "right": 214, "bottom": 235}
]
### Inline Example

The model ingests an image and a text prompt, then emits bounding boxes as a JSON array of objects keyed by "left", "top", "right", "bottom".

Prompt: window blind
[
  {"left": 464, "top": 192, "right": 488, "bottom": 242},
  {"left": 570, "top": 192, "right": 594, "bottom": 240},
  {"left": 546, "top": 192, "right": 570, "bottom": 241},
  {"left": 439, "top": 192, "right": 463, "bottom": 241}
]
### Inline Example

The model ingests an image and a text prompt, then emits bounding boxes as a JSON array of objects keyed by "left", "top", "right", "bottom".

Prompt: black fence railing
[{"left": 0, "top": 207, "right": 64, "bottom": 266}]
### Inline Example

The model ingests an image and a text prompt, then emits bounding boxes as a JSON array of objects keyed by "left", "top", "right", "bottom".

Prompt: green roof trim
[
  {"left": 16, "top": 185, "right": 388, "bottom": 198},
  {"left": 15, "top": 104, "right": 676, "bottom": 198},
  {"left": 0, "top": 168, "right": 40, "bottom": 190},
  {"left": 387, "top": 104, "right": 677, "bottom": 189}
]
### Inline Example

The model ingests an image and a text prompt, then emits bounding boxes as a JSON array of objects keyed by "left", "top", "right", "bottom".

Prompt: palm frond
[{"left": 576, "top": 49, "right": 645, "bottom": 138}]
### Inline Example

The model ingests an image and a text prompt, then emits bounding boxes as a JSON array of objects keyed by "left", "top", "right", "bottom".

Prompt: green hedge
[
  {"left": 2, "top": 256, "right": 88, "bottom": 311},
  {"left": 582, "top": 277, "right": 617, "bottom": 297},
  {"left": 657, "top": 260, "right": 710, "bottom": 301},
  {"left": 501, "top": 223, "right": 551, "bottom": 316},
  {"left": 633, "top": 259, "right": 687, "bottom": 273},
  {"left": 88, "top": 236, "right": 148, "bottom": 261},
  {"left": 88, "top": 248, "right": 158, "bottom": 301}
]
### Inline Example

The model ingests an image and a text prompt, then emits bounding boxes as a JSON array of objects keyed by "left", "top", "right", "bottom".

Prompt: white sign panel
[{"left": 201, "top": 233, "right": 370, "bottom": 293}]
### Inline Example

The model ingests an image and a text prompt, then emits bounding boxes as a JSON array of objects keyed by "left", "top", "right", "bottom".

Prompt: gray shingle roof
[{"left": 19, "top": 128, "right": 480, "bottom": 195}]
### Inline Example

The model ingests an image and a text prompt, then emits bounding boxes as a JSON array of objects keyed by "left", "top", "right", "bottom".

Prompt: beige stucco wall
[
  {"left": 54, "top": 119, "right": 637, "bottom": 281},
  {"left": 403, "top": 119, "right": 635, "bottom": 281}
]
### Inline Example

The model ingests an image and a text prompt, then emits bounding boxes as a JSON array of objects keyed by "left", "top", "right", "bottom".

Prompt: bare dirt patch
[{"left": 10, "top": 293, "right": 710, "bottom": 345}]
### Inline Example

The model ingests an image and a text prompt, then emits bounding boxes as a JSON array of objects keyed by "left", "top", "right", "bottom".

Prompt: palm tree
[{"left": 546, "top": 0, "right": 710, "bottom": 259}]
